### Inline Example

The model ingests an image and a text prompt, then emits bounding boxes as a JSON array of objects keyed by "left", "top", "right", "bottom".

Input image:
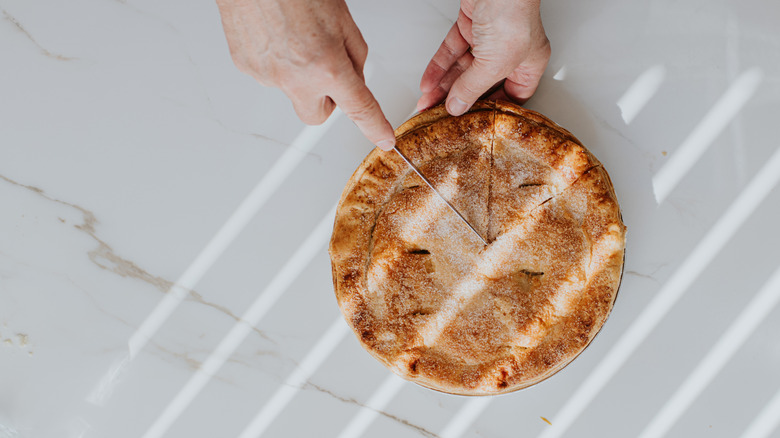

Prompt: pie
[{"left": 329, "top": 100, "right": 626, "bottom": 395}]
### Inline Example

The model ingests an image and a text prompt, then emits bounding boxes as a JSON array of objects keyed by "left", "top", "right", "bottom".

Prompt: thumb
[{"left": 445, "top": 59, "right": 505, "bottom": 116}]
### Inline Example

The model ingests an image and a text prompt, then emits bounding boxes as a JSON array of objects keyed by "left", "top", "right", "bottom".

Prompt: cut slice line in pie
[{"left": 329, "top": 100, "right": 626, "bottom": 395}]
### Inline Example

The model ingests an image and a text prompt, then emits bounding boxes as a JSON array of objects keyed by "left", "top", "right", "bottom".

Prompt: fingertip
[
  {"left": 446, "top": 59, "right": 504, "bottom": 116},
  {"left": 419, "top": 68, "right": 442, "bottom": 94},
  {"left": 376, "top": 139, "right": 395, "bottom": 151},
  {"left": 504, "top": 79, "right": 537, "bottom": 104},
  {"left": 415, "top": 96, "right": 430, "bottom": 113},
  {"left": 446, "top": 96, "right": 469, "bottom": 116}
]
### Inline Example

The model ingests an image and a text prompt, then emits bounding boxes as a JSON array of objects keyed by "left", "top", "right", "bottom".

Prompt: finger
[
  {"left": 330, "top": 68, "right": 395, "bottom": 150},
  {"left": 503, "top": 49, "right": 550, "bottom": 103},
  {"left": 416, "top": 86, "right": 448, "bottom": 113},
  {"left": 290, "top": 94, "right": 337, "bottom": 126},
  {"left": 446, "top": 58, "right": 507, "bottom": 116},
  {"left": 419, "top": 22, "right": 470, "bottom": 94},
  {"left": 454, "top": 8, "right": 474, "bottom": 45},
  {"left": 503, "top": 78, "right": 536, "bottom": 105},
  {"left": 416, "top": 51, "right": 474, "bottom": 112},
  {"left": 343, "top": 24, "right": 369, "bottom": 80}
]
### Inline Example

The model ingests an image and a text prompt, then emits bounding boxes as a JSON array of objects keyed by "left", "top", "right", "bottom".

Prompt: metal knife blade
[{"left": 393, "top": 146, "right": 487, "bottom": 245}]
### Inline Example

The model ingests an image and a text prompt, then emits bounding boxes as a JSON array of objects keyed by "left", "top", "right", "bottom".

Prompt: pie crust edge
[{"left": 329, "top": 100, "right": 626, "bottom": 395}]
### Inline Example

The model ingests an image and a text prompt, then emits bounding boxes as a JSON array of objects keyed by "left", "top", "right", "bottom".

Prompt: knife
[{"left": 393, "top": 146, "right": 488, "bottom": 245}]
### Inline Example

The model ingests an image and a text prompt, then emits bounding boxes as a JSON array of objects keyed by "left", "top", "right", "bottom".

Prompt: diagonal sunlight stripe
[
  {"left": 336, "top": 374, "right": 406, "bottom": 438},
  {"left": 724, "top": 16, "right": 749, "bottom": 186},
  {"left": 440, "top": 397, "right": 493, "bottom": 438},
  {"left": 617, "top": 64, "right": 666, "bottom": 125},
  {"left": 237, "top": 317, "right": 349, "bottom": 438},
  {"left": 128, "top": 110, "right": 342, "bottom": 359},
  {"left": 436, "top": 235, "right": 621, "bottom": 438},
  {"left": 638, "top": 265, "right": 780, "bottom": 438},
  {"left": 331, "top": 142, "right": 528, "bottom": 438},
  {"left": 86, "top": 113, "right": 342, "bottom": 407},
  {"left": 344, "top": 139, "right": 616, "bottom": 438},
  {"left": 238, "top": 104, "right": 420, "bottom": 438},
  {"left": 140, "top": 205, "right": 337, "bottom": 438},
  {"left": 739, "top": 385, "right": 780, "bottom": 438},
  {"left": 537, "top": 146, "right": 780, "bottom": 438},
  {"left": 652, "top": 67, "right": 763, "bottom": 203},
  {"left": 552, "top": 65, "right": 567, "bottom": 81}
]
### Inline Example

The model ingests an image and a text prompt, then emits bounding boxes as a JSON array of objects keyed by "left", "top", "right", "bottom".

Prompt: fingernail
[
  {"left": 448, "top": 97, "right": 468, "bottom": 116},
  {"left": 376, "top": 139, "right": 395, "bottom": 151}
]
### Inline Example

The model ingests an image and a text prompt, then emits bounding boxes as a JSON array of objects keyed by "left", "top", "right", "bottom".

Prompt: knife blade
[{"left": 393, "top": 146, "right": 488, "bottom": 245}]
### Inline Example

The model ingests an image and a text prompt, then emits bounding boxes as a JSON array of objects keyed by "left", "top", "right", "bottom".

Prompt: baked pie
[{"left": 329, "top": 100, "right": 626, "bottom": 395}]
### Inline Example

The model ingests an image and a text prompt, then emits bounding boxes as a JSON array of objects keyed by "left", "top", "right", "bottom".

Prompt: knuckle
[
  {"left": 286, "top": 38, "right": 316, "bottom": 66},
  {"left": 246, "top": 58, "right": 264, "bottom": 73},
  {"left": 479, "top": 61, "right": 505, "bottom": 79},
  {"left": 441, "top": 40, "right": 459, "bottom": 58},
  {"left": 309, "top": 56, "right": 341, "bottom": 82},
  {"left": 231, "top": 53, "right": 251, "bottom": 74},
  {"left": 250, "top": 57, "right": 278, "bottom": 78},
  {"left": 333, "top": 55, "right": 357, "bottom": 78},
  {"left": 232, "top": 55, "right": 277, "bottom": 87},
  {"left": 453, "top": 56, "right": 471, "bottom": 73},
  {"left": 355, "top": 38, "right": 368, "bottom": 57},
  {"left": 277, "top": 76, "right": 298, "bottom": 93},
  {"left": 321, "top": 64, "right": 343, "bottom": 83}
]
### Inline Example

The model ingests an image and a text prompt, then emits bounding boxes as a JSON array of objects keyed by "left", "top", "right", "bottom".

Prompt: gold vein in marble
[
  {"left": 305, "top": 381, "right": 440, "bottom": 438},
  {"left": 141, "top": 205, "right": 338, "bottom": 438},
  {"left": 0, "top": 174, "right": 266, "bottom": 340},
  {"left": 2, "top": 9, "right": 76, "bottom": 61}
]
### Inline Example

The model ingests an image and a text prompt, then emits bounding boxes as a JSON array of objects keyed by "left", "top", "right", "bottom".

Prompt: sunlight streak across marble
[
  {"left": 84, "top": 111, "right": 343, "bottom": 408},
  {"left": 140, "top": 205, "right": 337, "bottom": 438},
  {"left": 439, "top": 397, "right": 492, "bottom": 438},
  {"left": 336, "top": 374, "right": 406, "bottom": 438},
  {"left": 739, "top": 385, "right": 780, "bottom": 438},
  {"left": 552, "top": 65, "right": 567, "bottom": 81},
  {"left": 237, "top": 317, "right": 349, "bottom": 438},
  {"left": 617, "top": 64, "right": 665, "bottom": 125},
  {"left": 127, "top": 109, "right": 343, "bottom": 359},
  {"left": 652, "top": 67, "right": 763, "bottom": 203},
  {"left": 637, "top": 265, "right": 780, "bottom": 438},
  {"left": 537, "top": 146, "right": 780, "bottom": 438}
]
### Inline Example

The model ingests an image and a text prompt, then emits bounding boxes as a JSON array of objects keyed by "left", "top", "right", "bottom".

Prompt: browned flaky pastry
[{"left": 329, "top": 100, "right": 626, "bottom": 395}]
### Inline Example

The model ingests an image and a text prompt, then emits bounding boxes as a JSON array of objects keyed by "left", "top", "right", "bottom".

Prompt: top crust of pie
[{"left": 329, "top": 100, "right": 626, "bottom": 395}]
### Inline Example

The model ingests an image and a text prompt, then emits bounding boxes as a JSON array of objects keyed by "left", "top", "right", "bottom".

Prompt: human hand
[
  {"left": 217, "top": 0, "right": 396, "bottom": 150},
  {"left": 416, "top": 0, "right": 551, "bottom": 115}
]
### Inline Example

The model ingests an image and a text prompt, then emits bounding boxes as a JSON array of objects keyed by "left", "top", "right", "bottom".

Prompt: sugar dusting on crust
[{"left": 330, "top": 102, "right": 626, "bottom": 395}]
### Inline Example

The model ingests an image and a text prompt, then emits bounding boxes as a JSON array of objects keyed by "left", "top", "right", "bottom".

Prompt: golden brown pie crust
[{"left": 329, "top": 100, "right": 626, "bottom": 395}]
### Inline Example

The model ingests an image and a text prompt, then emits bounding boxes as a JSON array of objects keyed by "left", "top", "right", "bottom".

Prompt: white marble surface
[{"left": 2, "top": 0, "right": 780, "bottom": 437}]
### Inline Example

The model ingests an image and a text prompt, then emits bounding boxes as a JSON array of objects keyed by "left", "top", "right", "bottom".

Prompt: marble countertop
[{"left": 2, "top": 0, "right": 779, "bottom": 437}]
